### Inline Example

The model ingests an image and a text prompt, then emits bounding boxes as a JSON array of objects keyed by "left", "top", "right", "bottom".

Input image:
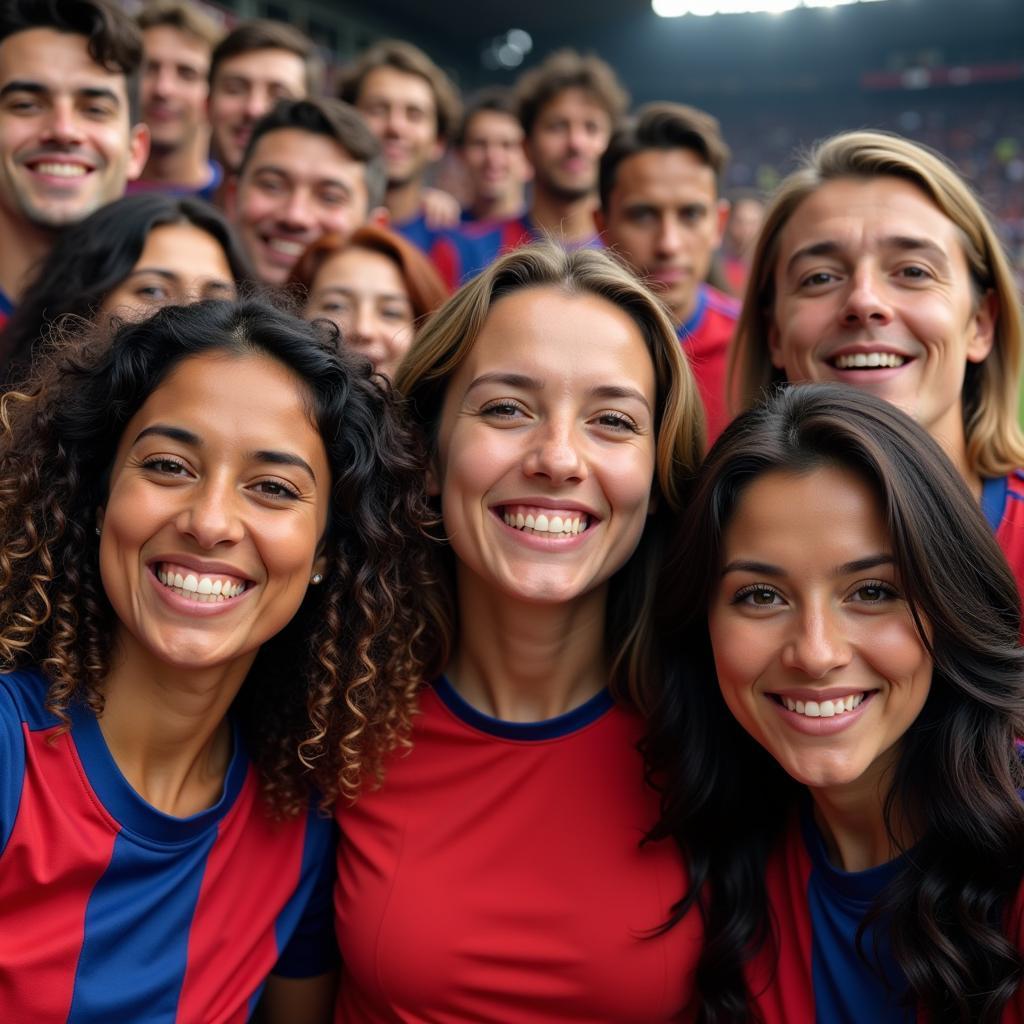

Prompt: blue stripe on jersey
[
  {"left": 0, "top": 674, "right": 28, "bottom": 854},
  {"left": 67, "top": 827, "right": 217, "bottom": 1023},
  {"left": 801, "top": 810, "right": 914, "bottom": 1024},
  {"left": 0, "top": 288, "right": 13, "bottom": 316},
  {"left": 679, "top": 285, "right": 708, "bottom": 339},
  {"left": 433, "top": 676, "right": 614, "bottom": 740},
  {"left": 981, "top": 475, "right": 1009, "bottom": 531}
]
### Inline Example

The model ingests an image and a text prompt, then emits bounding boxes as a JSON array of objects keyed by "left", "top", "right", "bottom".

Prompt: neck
[
  {"left": 930, "top": 407, "right": 981, "bottom": 499},
  {"left": 671, "top": 287, "right": 702, "bottom": 329},
  {"left": 386, "top": 177, "right": 426, "bottom": 225},
  {"left": 448, "top": 568, "right": 608, "bottom": 721},
  {"left": 529, "top": 185, "right": 598, "bottom": 244},
  {"left": 0, "top": 206, "right": 53, "bottom": 303},
  {"left": 97, "top": 629, "right": 254, "bottom": 817},
  {"left": 471, "top": 190, "right": 524, "bottom": 223},
  {"left": 140, "top": 134, "right": 211, "bottom": 189}
]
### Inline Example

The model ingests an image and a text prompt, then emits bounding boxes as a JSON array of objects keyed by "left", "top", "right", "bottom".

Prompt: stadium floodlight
[{"left": 653, "top": 0, "right": 888, "bottom": 15}]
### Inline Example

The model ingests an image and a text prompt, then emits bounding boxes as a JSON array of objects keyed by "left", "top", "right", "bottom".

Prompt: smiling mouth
[
  {"left": 829, "top": 353, "right": 908, "bottom": 370},
  {"left": 27, "top": 160, "right": 91, "bottom": 178},
  {"left": 497, "top": 504, "right": 592, "bottom": 536},
  {"left": 154, "top": 563, "right": 251, "bottom": 603},
  {"left": 770, "top": 691, "right": 877, "bottom": 718}
]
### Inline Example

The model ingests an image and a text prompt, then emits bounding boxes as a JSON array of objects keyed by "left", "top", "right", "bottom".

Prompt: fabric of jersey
[
  {"left": 676, "top": 283, "right": 738, "bottom": 445},
  {"left": 981, "top": 471, "right": 1024, "bottom": 607},
  {"left": 745, "top": 805, "right": 1024, "bottom": 1023},
  {"left": 125, "top": 160, "right": 224, "bottom": 204},
  {"left": 0, "top": 287, "right": 13, "bottom": 332},
  {"left": 0, "top": 667, "right": 337, "bottom": 1024},
  {"left": 334, "top": 677, "right": 701, "bottom": 1023},
  {"left": 392, "top": 210, "right": 488, "bottom": 292}
]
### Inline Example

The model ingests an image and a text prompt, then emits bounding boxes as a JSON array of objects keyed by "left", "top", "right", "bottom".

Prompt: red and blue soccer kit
[
  {"left": 334, "top": 677, "right": 701, "bottom": 1023},
  {"left": 392, "top": 210, "right": 491, "bottom": 293},
  {"left": 676, "top": 283, "right": 738, "bottom": 446},
  {"left": 0, "top": 288, "right": 13, "bottom": 332},
  {"left": 981, "top": 471, "right": 1024, "bottom": 603},
  {"left": 0, "top": 668, "right": 337, "bottom": 1023},
  {"left": 745, "top": 808, "right": 1024, "bottom": 1023}
]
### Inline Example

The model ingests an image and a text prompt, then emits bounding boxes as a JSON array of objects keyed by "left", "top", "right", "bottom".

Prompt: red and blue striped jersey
[
  {"left": 746, "top": 808, "right": 1024, "bottom": 1023},
  {"left": 0, "top": 287, "right": 12, "bottom": 333},
  {"left": 0, "top": 668, "right": 337, "bottom": 1023},
  {"left": 676, "top": 284, "right": 739, "bottom": 446},
  {"left": 981, "top": 471, "right": 1024, "bottom": 606}
]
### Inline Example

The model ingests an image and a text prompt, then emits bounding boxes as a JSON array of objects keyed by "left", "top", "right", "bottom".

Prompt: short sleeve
[
  {"left": 0, "top": 677, "right": 28, "bottom": 855},
  {"left": 272, "top": 812, "right": 340, "bottom": 979}
]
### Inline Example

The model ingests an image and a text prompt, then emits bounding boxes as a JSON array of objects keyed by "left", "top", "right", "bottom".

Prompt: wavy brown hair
[{"left": 0, "top": 298, "right": 441, "bottom": 815}]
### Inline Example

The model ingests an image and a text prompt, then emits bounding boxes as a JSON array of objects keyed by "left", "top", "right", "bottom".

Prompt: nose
[
  {"left": 656, "top": 214, "right": 685, "bottom": 257},
  {"left": 151, "top": 66, "right": 175, "bottom": 99},
  {"left": 840, "top": 265, "right": 894, "bottom": 328},
  {"left": 278, "top": 188, "right": 315, "bottom": 231},
  {"left": 175, "top": 476, "right": 245, "bottom": 549},
  {"left": 350, "top": 303, "right": 378, "bottom": 344},
  {"left": 780, "top": 601, "right": 852, "bottom": 679},
  {"left": 41, "top": 98, "right": 83, "bottom": 147},
  {"left": 566, "top": 123, "right": 588, "bottom": 154},
  {"left": 523, "top": 416, "right": 586, "bottom": 485},
  {"left": 244, "top": 86, "right": 269, "bottom": 121}
]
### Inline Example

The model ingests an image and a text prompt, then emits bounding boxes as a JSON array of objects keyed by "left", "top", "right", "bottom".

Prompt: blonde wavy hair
[
  {"left": 729, "top": 129, "right": 1024, "bottom": 479},
  {"left": 394, "top": 241, "right": 705, "bottom": 714}
]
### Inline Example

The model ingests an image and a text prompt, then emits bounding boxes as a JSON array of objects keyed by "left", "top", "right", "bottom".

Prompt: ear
[
  {"left": 966, "top": 288, "right": 998, "bottom": 364},
  {"left": 713, "top": 198, "right": 730, "bottom": 248},
  {"left": 126, "top": 122, "right": 151, "bottom": 181},
  {"left": 768, "top": 317, "right": 786, "bottom": 371},
  {"left": 369, "top": 205, "right": 390, "bottom": 227}
]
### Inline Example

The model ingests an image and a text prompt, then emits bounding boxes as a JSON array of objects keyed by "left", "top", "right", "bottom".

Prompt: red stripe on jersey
[
  {"left": 176, "top": 774, "right": 306, "bottom": 1022},
  {"left": 996, "top": 472, "right": 1024, "bottom": 610},
  {"left": 0, "top": 725, "right": 117, "bottom": 1017},
  {"left": 427, "top": 238, "right": 459, "bottom": 293}
]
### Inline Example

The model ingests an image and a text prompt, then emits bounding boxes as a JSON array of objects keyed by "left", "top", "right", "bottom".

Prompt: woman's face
[
  {"left": 306, "top": 247, "right": 415, "bottom": 380},
  {"left": 708, "top": 465, "right": 932, "bottom": 796},
  {"left": 100, "top": 222, "right": 236, "bottom": 321},
  {"left": 431, "top": 285, "right": 658, "bottom": 606},
  {"left": 98, "top": 351, "right": 330, "bottom": 673}
]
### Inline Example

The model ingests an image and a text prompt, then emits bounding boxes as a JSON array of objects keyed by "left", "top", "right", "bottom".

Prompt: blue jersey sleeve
[
  {"left": 0, "top": 675, "right": 28, "bottom": 855},
  {"left": 272, "top": 811, "right": 340, "bottom": 978}
]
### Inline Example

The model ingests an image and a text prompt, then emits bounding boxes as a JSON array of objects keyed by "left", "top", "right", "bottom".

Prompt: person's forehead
[
  {"left": 360, "top": 65, "right": 435, "bottom": 109},
  {"left": 245, "top": 128, "right": 367, "bottom": 181},
  {"left": 214, "top": 47, "right": 305, "bottom": 88},
  {"left": 613, "top": 147, "right": 717, "bottom": 202},
  {"left": 465, "top": 108, "right": 520, "bottom": 140},
  {"left": 0, "top": 27, "right": 130, "bottom": 100},
  {"left": 537, "top": 86, "right": 609, "bottom": 121},
  {"left": 143, "top": 24, "right": 211, "bottom": 64}
]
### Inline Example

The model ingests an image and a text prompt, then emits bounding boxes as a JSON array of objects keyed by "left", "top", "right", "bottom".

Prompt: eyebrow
[
  {"left": 315, "top": 286, "right": 410, "bottom": 303},
  {"left": 124, "top": 269, "right": 232, "bottom": 287},
  {"left": 133, "top": 425, "right": 317, "bottom": 482},
  {"left": 251, "top": 163, "right": 353, "bottom": 191},
  {"left": 721, "top": 554, "right": 894, "bottom": 577},
  {"left": 785, "top": 236, "right": 951, "bottom": 274},
  {"left": 0, "top": 81, "right": 120, "bottom": 106}
]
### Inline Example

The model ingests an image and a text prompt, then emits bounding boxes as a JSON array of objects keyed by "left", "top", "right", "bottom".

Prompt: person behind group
[
  {"left": 719, "top": 188, "right": 764, "bottom": 296},
  {"left": 207, "top": 18, "right": 319, "bottom": 182},
  {"left": 227, "top": 97, "right": 385, "bottom": 286},
  {"left": 293, "top": 224, "right": 447, "bottom": 380},
  {"left": 0, "top": 298, "right": 437, "bottom": 1021},
  {"left": 645, "top": 383, "right": 1024, "bottom": 1022},
  {"left": 131, "top": 0, "right": 223, "bottom": 202},
  {"left": 454, "top": 87, "right": 530, "bottom": 225},
  {"left": 334, "top": 242, "right": 706, "bottom": 1021},
  {"left": 0, "top": 192, "right": 249, "bottom": 383},
  {"left": 0, "top": 0, "right": 150, "bottom": 325},
  {"left": 598, "top": 101, "right": 737, "bottom": 444},
  {"left": 730, "top": 129, "right": 1024, "bottom": 596}
]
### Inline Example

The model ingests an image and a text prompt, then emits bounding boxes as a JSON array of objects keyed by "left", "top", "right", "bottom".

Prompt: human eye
[
  {"left": 250, "top": 477, "right": 301, "bottom": 500},
  {"left": 895, "top": 264, "right": 933, "bottom": 283},
  {"left": 253, "top": 172, "right": 285, "bottom": 194},
  {"left": 798, "top": 269, "right": 839, "bottom": 289},
  {"left": 136, "top": 283, "right": 170, "bottom": 301},
  {"left": 731, "top": 583, "right": 786, "bottom": 609},
  {"left": 479, "top": 398, "right": 527, "bottom": 420},
  {"left": 4, "top": 93, "right": 41, "bottom": 114},
  {"left": 381, "top": 304, "right": 411, "bottom": 322},
  {"left": 847, "top": 579, "right": 900, "bottom": 604},
  {"left": 318, "top": 187, "right": 347, "bottom": 207},
  {"left": 591, "top": 409, "right": 640, "bottom": 433},
  {"left": 141, "top": 455, "right": 191, "bottom": 477}
]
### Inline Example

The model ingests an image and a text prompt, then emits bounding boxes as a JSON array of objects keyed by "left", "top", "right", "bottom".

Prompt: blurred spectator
[
  {"left": 720, "top": 188, "right": 764, "bottom": 296},
  {"left": 0, "top": 0, "right": 149, "bottom": 322},
  {"left": 132, "top": 0, "right": 222, "bottom": 200},
  {"left": 207, "top": 19, "right": 320, "bottom": 178},
  {"left": 227, "top": 97, "right": 385, "bottom": 286},
  {"left": 293, "top": 224, "right": 447, "bottom": 380}
]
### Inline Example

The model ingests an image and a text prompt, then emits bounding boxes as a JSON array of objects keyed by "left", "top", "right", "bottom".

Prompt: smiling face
[
  {"left": 141, "top": 25, "right": 210, "bottom": 154},
  {"left": 100, "top": 222, "right": 235, "bottom": 320},
  {"left": 460, "top": 108, "right": 528, "bottom": 206},
  {"left": 99, "top": 351, "right": 330, "bottom": 673},
  {"left": 768, "top": 176, "right": 995, "bottom": 458},
  {"left": 0, "top": 28, "right": 148, "bottom": 230},
  {"left": 306, "top": 246, "right": 414, "bottom": 380},
  {"left": 432, "top": 286, "right": 657, "bottom": 606},
  {"left": 709, "top": 466, "right": 932, "bottom": 797},
  {"left": 232, "top": 127, "right": 371, "bottom": 285}
]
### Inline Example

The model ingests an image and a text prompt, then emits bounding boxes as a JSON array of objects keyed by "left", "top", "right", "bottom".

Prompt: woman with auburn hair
[
  {"left": 646, "top": 383, "right": 1024, "bottom": 1023},
  {"left": 728, "top": 129, "right": 1024, "bottom": 597},
  {"left": 0, "top": 299, "right": 435, "bottom": 1021},
  {"left": 291, "top": 224, "right": 448, "bottom": 380},
  {"left": 333, "top": 242, "right": 706, "bottom": 1021}
]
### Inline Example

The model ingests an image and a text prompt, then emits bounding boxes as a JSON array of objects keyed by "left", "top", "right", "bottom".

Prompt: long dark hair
[
  {"left": 0, "top": 298, "right": 437, "bottom": 814},
  {"left": 644, "top": 383, "right": 1024, "bottom": 1022},
  {"left": 0, "top": 193, "right": 252, "bottom": 384}
]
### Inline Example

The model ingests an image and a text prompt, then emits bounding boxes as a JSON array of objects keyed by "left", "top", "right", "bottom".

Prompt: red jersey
[
  {"left": 982, "top": 471, "right": 1024, "bottom": 605},
  {"left": 334, "top": 678, "right": 701, "bottom": 1022}
]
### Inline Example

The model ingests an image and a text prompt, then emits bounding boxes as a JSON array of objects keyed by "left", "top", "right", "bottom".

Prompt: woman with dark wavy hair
[
  {"left": 645, "top": 382, "right": 1024, "bottom": 1023},
  {"left": 0, "top": 299, "right": 435, "bottom": 1021},
  {"left": 0, "top": 193, "right": 252, "bottom": 385}
]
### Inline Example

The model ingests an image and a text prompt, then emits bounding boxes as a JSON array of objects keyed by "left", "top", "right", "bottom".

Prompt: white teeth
[
  {"left": 549, "top": 515, "right": 563, "bottom": 533},
  {"left": 267, "top": 238, "right": 305, "bottom": 256},
  {"left": 516, "top": 512, "right": 525, "bottom": 528},
  {"left": 834, "top": 352, "right": 906, "bottom": 369},
  {"left": 155, "top": 565, "right": 246, "bottom": 601},
  {"left": 183, "top": 574, "right": 199, "bottom": 592},
  {"left": 780, "top": 693, "right": 866, "bottom": 717},
  {"left": 174, "top": 572, "right": 185, "bottom": 589},
  {"left": 501, "top": 509, "right": 589, "bottom": 535},
  {"left": 34, "top": 162, "right": 88, "bottom": 177},
  {"left": 525, "top": 513, "right": 536, "bottom": 529},
  {"left": 534, "top": 513, "right": 549, "bottom": 532}
]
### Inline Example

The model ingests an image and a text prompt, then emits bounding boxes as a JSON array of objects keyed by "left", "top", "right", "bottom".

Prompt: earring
[
  {"left": 95, "top": 526, "right": 101, "bottom": 536},
  {"left": 310, "top": 573, "right": 323, "bottom": 585}
]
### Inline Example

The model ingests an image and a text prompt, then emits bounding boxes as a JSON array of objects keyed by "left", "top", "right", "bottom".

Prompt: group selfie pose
[{"left": 0, "top": 0, "right": 1022, "bottom": 1020}]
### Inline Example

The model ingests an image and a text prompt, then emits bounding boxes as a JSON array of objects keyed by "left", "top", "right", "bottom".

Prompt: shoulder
[
  {"left": 701, "top": 284, "right": 741, "bottom": 322},
  {"left": 0, "top": 668, "right": 57, "bottom": 730}
]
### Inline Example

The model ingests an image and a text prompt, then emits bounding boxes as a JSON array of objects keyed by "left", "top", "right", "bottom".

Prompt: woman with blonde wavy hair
[
  {"left": 332, "top": 241, "right": 707, "bottom": 1022},
  {"left": 728, "top": 129, "right": 1024, "bottom": 596},
  {"left": 0, "top": 299, "right": 435, "bottom": 1022}
]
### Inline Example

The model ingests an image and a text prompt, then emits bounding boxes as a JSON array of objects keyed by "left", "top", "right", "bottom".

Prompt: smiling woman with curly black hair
[{"left": 0, "top": 298, "right": 439, "bottom": 1022}]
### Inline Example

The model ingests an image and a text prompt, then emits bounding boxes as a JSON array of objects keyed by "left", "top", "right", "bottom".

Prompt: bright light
[{"left": 653, "top": 0, "right": 887, "bottom": 16}]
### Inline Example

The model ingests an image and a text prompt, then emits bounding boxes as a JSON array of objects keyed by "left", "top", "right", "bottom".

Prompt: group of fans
[{"left": 2, "top": 0, "right": 1024, "bottom": 1021}]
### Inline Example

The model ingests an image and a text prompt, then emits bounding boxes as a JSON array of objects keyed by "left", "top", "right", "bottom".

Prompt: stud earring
[
  {"left": 310, "top": 573, "right": 323, "bottom": 585},
  {"left": 95, "top": 526, "right": 101, "bottom": 536}
]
